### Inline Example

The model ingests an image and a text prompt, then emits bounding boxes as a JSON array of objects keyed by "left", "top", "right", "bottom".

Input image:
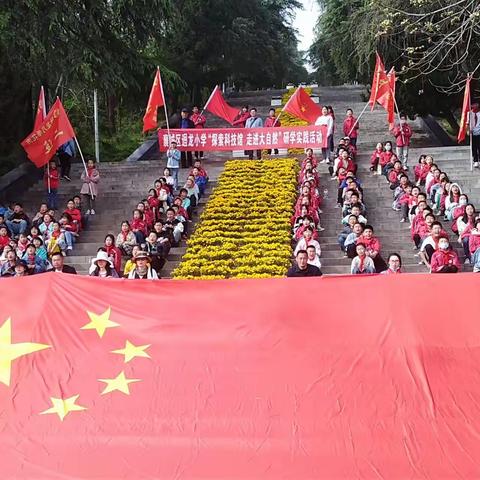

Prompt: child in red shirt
[{"left": 44, "top": 160, "right": 60, "bottom": 211}]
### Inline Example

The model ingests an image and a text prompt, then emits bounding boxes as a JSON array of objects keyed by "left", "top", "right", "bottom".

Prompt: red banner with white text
[
  {"left": 2, "top": 273, "right": 480, "bottom": 478},
  {"left": 159, "top": 125, "right": 328, "bottom": 151}
]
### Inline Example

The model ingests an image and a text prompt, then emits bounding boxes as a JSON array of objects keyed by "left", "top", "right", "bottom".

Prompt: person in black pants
[
  {"left": 57, "top": 139, "right": 76, "bottom": 181},
  {"left": 179, "top": 108, "right": 194, "bottom": 168}
]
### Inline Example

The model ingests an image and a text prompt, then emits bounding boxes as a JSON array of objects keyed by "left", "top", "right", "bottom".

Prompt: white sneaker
[
  {"left": 90, "top": 209, "right": 96, "bottom": 215},
  {"left": 86, "top": 209, "right": 91, "bottom": 215},
  {"left": 464, "top": 258, "right": 470, "bottom": 264},
  {"left": 67, "top": 246, "right": 73, "bottom": 251},
  {"left": 474, "top": 162, "right": 479, "bottom": 168}
]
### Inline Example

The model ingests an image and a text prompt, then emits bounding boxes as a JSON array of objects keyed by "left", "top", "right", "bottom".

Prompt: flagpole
[
  {"left": 39, "top": 86, "right": 51, "bottom": 194},
  {"left": 157, "top": 66, "right": 171, "bottom": 144},
  {"left": 200, "top": 85, "right": 218, "bottom": 117},
  {"left": 347, "top": 102, "right": 369, "bottom": 137},
  {"left": 73, "top": 137, "right": 94, "bottom": 198}
]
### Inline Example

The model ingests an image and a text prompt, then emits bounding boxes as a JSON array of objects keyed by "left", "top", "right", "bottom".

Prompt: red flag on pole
[
  {"left": 282, "top": 87, "right": 321, "bottom": 124},
  {"left": 143, "top": 68, "right": 166, "bottom": 133},
  {"left": 21, "top": 98, "right": 76, "bottom": 168},
  {"left": 383, "top": 67, "right": 396, "bottom": 127},
  {"left": 369, "top": 53, "right": 391, "bottom": 111},
  {"left": 204, "top": 85, "right": 240, "bottom": 125},
  {"left": 458, "top": 75, "right": 471, "bottom": 143},
  {"left": 34, "top": 86, "right": 47, "bottom": 131}
]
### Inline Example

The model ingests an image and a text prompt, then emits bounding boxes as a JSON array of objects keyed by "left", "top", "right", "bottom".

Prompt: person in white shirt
[
  {"left": 294, "top": 227, "right": 321, "bottom": 257},
  {"left": 245, "top": 107, "right": 263, "bottom": 160},
  {"left": 306, "top": 245, "right": 322, "bottom": 269},
  {"left": 315, "top": 105, "right": 334, "bottom": 163},
  {"left": 470, "top": 103, "right": 480, "bottom": 168}
]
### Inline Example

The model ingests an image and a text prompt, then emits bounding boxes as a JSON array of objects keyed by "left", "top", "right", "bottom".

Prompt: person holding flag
[
  {"left": 343, "top": 108, "right": 359, "bottom": 146},
  {"left": 245, "top": 107, "right": 263, "bottom": 160}
]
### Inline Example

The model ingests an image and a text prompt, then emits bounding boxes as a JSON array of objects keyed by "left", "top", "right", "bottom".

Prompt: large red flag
[
  {"left": 369, "top": 52, "right": 391, "bottom": 111},
  {"left": 283, "top": 87, "right": 321, "bottom": 124},
  {"left": 143, "top": 68, "right": 166, "bottom": 133},
  {"left": 21, "top": 98, "right": 75, "bottom": 168},
  {"left": 3, "top": 273, "right": 480, "bottom": 478},
  {"left": 33, "top": 86, "right": 47, "bottom": 131},
  {"left": 204, "top": 85, "right": 240, "bottom": 125},
  {"left": 458, "top": 74, "right": 471, "bottom": 143}
]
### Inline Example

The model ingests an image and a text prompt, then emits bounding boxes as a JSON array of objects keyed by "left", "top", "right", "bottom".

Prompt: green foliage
[
  {"left": 0, "top": 0, "right": 307, "bottom": 171},
  {"left": 309, "top": 0, "right": 480, "bottom": 123}
]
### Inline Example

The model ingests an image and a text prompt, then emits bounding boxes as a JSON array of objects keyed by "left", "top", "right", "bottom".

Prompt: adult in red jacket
[
  {"left": 391, "top": 113, "right": 413, "bottom": 168},
  {"left": 343, "top": 108, "right": 359, "bottom": 146},
  {"left": 430, "top": 237, "right": 460, "bottom": 273},
  {"left": 190, "top": 106, "right": 206, "bottom": 160},
  {"left": 264, "top": 108, "right": 281, "bottom": 155}
]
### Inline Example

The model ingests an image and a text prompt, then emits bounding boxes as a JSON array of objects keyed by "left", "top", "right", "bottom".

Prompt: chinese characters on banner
[{"left": 158, "top": 125, "right": 328, "bottom": 151}]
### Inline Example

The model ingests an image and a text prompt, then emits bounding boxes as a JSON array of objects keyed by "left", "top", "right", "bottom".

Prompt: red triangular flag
[
  {"left": 369, "top": 53, "right": 391, "bottom": 111},
  {"left": 204, "top": 86, "right": 240, "bottom": 125},
  {"left": 21, "top": 98, "right": 76, "bottom": 167},
  {"left": 34, "top": 86, "right": 47, "bottom": 131},
  {"left": 283, "top": 87, "right": 321, "bottom": 124},
  {"left": 458, "top": 75, "right": 471, "bottom": 143},
  {"left": 143, "top": 69, "right": 166, "bottom": 133}
]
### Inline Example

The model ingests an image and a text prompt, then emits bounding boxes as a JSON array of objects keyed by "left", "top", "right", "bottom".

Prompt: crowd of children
[
  {"left": 0, "top": 156, "right": 100, "bottom": 277},
  {"left": 89, "top": 149, "right": 208, "bottom": 279},
  {"left": 372, "top": 146, "right": 478, "bottom": 273}
]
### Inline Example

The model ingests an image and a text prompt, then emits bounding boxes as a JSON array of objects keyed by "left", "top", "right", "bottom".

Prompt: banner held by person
[
  {"left": 457, "top": 74, "right": 471, "bottom": 144},
  {"left": 3, "top": 272, "right": 480, "bottom": 478},
  {"left": 21, "top": 97, "right": 75, "bottom": 168},
  {"left": 158, "top": 125, "right": 328, "bottom": 151}
]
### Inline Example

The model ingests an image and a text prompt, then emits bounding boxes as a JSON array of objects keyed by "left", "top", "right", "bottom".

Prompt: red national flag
[
  {"left": 204, "top": 85, "right": 240, "bottom": 125},
  {"left": 458, "top": 75, "right": 471, "bottom": 143},
  {"left": 283, "top": 87, "right": 321, "bottom": 124},
  {"left": 33, "top": 86, "right": 47, "bottom": 131},
  {"left": 143, "top": 68, "right": 166, "bottom": 133},
  {"left": 3, "top": 273, "right": 480, "bottom": 478},
  {"left": 369, "top": 52, "right": 391, "bottom": 111},
  {"left": 21, "top": 98, "right": 75, "bottom": 168}
]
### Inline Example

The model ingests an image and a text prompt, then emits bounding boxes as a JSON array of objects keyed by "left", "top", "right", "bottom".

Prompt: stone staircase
[
  {"left": 310, "top": 86, "right": 475, "bottom": 274},
  {"left": 12, "top": 85, "right": 477, "bottom": 277},
  {"left": 17, "top": 159, "right": 220, "bottom": 276}
]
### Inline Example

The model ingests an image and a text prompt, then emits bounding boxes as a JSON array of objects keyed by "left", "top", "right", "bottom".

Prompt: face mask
[
  {"left": 460, "top": 199, "right": 467, "bottom": 206},
  {"left": 439, "top": 241, "right": 449, "bottom": 250},
  {"left": 385, "top": 145, "right": 391, "bottom": 151}
]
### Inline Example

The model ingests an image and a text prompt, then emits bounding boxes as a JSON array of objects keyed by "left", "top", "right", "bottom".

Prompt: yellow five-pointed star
[
  {"left": 0, "top": 318, "right": 50, "bottom": 387},
  {"left": 40, "top": 394, "right": 87, "bottom": 421},
  {"left": 111, "top": 340, "right": 151, "bottom": 363},
  {"left": 98, "top": 370, "right": 141, "bottom": 395},
  {"left": 81, "top": 307, "right": 119, "bottom": 338}
]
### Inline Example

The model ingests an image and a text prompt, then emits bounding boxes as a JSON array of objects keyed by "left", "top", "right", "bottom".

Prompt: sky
[{"left": 293, "top": 0, "right": 320, "bottom": 53}]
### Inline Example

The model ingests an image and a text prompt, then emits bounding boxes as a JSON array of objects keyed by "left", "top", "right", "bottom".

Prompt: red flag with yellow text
[
  {"left": 283, "top": 87, "right": 321, "bottom": 124},
  {"left": 2, "top": 273, "right": 480, "bottom": 478},
  {"left": 21, "top": 97, "right": 75, "bottom": 168},
  {"left": 204, "top": 85, "right": 240, "bottom": 125},
  {"left": 33, "top": 86, "right": 47, "bottom": 131},
  {"left": 458, "top": 75, "right": 471, "bottom": 143},
  {"left": 369, "top": 53, "right": 391, "bottom": 111},
  {"left": 143, "top": 68, "right": 166, "bottom": 133}
]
